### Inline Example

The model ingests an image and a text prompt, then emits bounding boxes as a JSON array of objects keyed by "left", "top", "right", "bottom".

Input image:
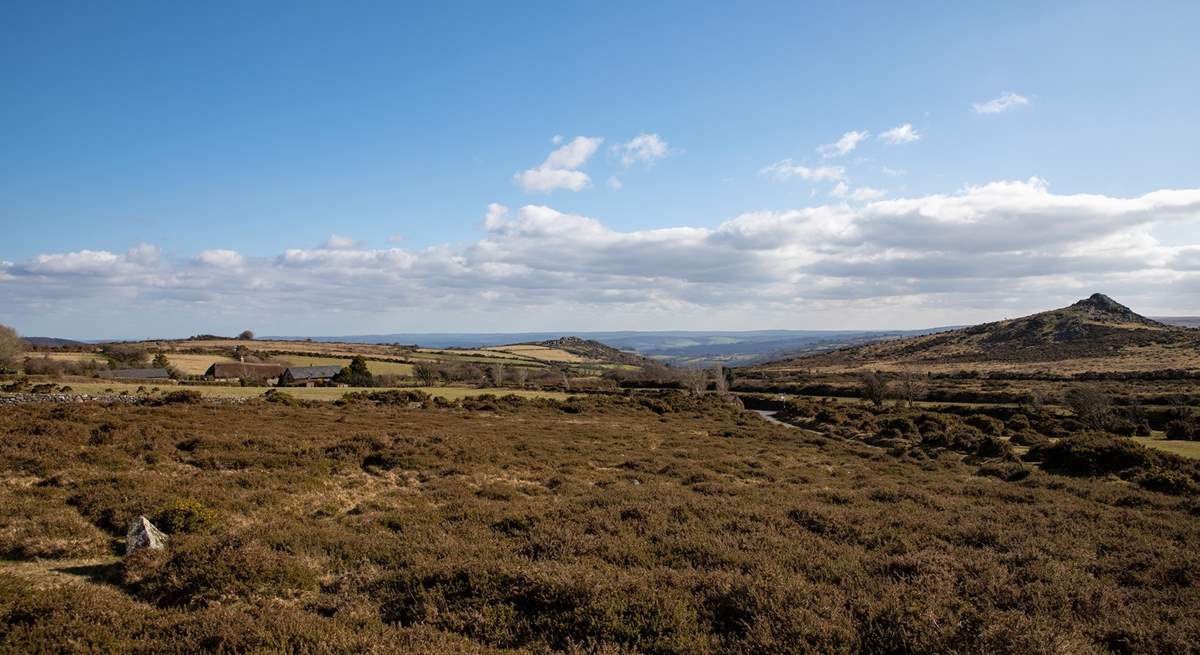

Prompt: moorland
[{"left": 0, "top": 293, "right": 1198, "bottom": 653}]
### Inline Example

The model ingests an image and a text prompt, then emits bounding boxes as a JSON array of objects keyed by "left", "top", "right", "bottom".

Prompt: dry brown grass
[
  {"left": 0, "top": 395, "right": 1197, "bottom": 652},
  {"left": 485, "top": 344, "right": 586, "bottom": 362}
]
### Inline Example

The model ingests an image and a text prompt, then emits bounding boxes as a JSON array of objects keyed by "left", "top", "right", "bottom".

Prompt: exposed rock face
[{"left": 126, "top": 515, "right": 168, "bottom": 554}]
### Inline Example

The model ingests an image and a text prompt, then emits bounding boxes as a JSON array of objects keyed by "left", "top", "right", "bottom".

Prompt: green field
[
  {"left": 1134, "top": 435, "right": 1200, "bottom": 459},
  {"left": 54, "top": 382, "right": 572, "bottom": 402},
  {"left": 276, "top": 354, "right": 415, "bottom": 376}
]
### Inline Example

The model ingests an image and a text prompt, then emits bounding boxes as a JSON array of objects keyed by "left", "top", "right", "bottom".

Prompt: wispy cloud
[
  {"left": 879, "top": 123, "right": 920, "bottom": 144},
  {"left": 760, "top": 159, "right": 846, "bottom": 182},
  {"left": 973, "top": 92, "right": 1030, "bottom": 114},
  {"left": 324, "top": 234, "right": 361, "bottom": 250},
  {"left": 615, "top": 133, "right": 672, "bottom": 167},
  {"left": 817, "top": 130, "right": 869, "bottom": 158}
]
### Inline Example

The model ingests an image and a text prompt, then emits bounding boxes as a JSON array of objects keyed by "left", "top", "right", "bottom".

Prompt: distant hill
[
  {"left": 1155, "top": 316, "right": 1200, "bottom": 329},
  {"left": 528, "top": 336, "right": 649, "bottom": 367},
  {"left": 23, "top": 337, "right": 89, "bottom": 349},
  {"left": 755, "top": 294, "right": 1200, "bottom": 374},
  {"left": 262, "top": 329, "right": 959, "bottom": 367}
]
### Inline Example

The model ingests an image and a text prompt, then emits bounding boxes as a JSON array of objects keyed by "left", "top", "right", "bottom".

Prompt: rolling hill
[{"left": 754, "top": 293, "right": 1200, "bottom": 375}]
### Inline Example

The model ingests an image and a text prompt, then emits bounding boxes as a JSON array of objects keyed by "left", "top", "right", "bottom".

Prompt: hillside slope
[
  {"left": 531, "top": 336, "right": 650, "bottom": 367},
  {"left": 756, "top": 294, "right": 1200, "bottom": 374}
]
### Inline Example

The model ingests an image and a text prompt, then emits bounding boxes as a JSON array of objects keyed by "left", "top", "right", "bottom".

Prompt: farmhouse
[
  {"left": 280, "top": 365, "right": 343, "bottom": 387},
  {"left": 100, "top": 368, "right": 171, "bottom": 380},
  {"left": 204, "top": 362, "right": 286, "bottom": 383}
]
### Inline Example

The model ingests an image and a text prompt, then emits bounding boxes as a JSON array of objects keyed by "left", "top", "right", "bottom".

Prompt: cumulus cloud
[
  {"left": 4, "top": 180, "right": 1199, "bottom": 331},
  {"left": 974, "top": 92, "right": 1030, "bottom": 114},
  {"left": 515, "top": 136, "right": 603, "bottom": 193},
  {"left": 616, "top": 133, "right": 671, "bottom": 167},
  {"left": 817, "top": 130, "right": 869, "bottom": 158},
  {"left": 879, "top": 123, "right": 920, "bottom": 144}
]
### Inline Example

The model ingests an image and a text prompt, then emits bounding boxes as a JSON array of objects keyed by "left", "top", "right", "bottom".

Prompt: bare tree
[
  {"left": 413, "top": 363, "right": 439, "bottom": 386},
  {"left": 513, "top": 367, "right": 528, "bottom": 388},
  {"left": 488, "top": 363, "right": 505, "bottom": 387},
  {"left": 712, "top": 365, "right": 728, "bottom": 394},
  {"left": 0, "top": 324, "right": 27, "bottom": 373},
  {"left": 681, "top": 368, "right": 707, "bottom": 394},
  {"left": 859, "top": 371, "right": 889, "bottom": 407},
  {"left": 897, "top": 369, "right": 924, "bottom": 408}
]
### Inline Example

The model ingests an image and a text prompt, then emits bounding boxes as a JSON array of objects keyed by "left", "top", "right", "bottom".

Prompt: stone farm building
[
  {"left": 204, "top": 362, "right": 286, "bottom": 384},
  {"left": 280, "top": 365, "right": 344, "bottom": 387}
]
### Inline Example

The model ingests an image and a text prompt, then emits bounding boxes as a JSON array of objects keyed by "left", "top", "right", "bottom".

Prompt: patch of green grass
[
  {"left": 1133, "top": 435, "right": 1200, "bottom": 459},
  {"left": 278, "top": 355, "right": 415, "bottom": 376}
]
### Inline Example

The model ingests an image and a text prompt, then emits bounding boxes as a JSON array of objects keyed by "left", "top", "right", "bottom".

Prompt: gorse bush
[{"left": 153, "top": 498, "right": 217, "bottom": 535}]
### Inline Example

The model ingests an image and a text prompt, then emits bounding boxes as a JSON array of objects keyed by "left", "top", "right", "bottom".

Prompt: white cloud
[
  {"left": 879, "top": 123, "right": 920, "bottom": 144},
  {"left": 881, "top": 166, "right": 906, "bottom": 177},
  {"left": 973, "top": 92, "right": 1030, "bottom": 114},
  {"left": 607, "top": 176, "right": 624, "bottom": 190},
  {"left": 817, "top": 130, "right": 869, "bottom": 158},
  {"left": 760, "top": 159, "right": 846, "bottom": 183},
  {"left": 830, "top": 182, "right": 886, "bottom": 202},
  {"left": 483, "top": 203, "right": 509, "bottom": 230},
  {"left": 324, "top": 234, "right": 360, "bottom": 250},
  {"left": 5, "top": 181, "right": 1199, "bottom": 331},
  {"left": 616, "top": 133, "right": 671, "bottom": 167},
  {"left": 195, "top": 249, "right": 244, "bottom": 268},
  {"left": 24, "top": 249, "right": 125, "bottom": 276},
  {"left": 514, "top": 136, "right": 603, "bottom": 193}
]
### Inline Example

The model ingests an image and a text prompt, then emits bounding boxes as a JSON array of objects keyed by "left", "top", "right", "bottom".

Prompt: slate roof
[
  {"left": 282, "top": 365, "right": 344, "bottom": 380},
  {"left": 205, "top": 362, "right": 286, "bottom": 378}
]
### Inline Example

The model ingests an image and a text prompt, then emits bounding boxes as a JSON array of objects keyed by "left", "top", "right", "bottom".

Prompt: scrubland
[{"left": 1, "top": 392, "right": 1197, "bottom": 653}]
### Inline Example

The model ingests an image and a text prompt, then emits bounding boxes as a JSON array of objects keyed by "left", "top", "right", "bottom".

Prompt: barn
[
  {"left": 204, "top": 362, "right": 286, "bottom": 383},
  {"left": 280, "top": 365, "right": 344, "bottom": 387}
]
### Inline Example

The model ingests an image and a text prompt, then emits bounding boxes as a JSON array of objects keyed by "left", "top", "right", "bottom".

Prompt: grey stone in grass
[{"left": 126, "top": 515, "right": 168, "bottom": 554}]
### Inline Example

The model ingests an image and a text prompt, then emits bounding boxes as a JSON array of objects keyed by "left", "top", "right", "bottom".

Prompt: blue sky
[{"left": 2, "top": 1, "right": 1199, "bottom": 338}]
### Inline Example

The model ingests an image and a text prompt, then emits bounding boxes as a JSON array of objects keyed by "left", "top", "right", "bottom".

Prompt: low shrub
[
  {"left": 127, "top": 533, "right": 318, "bottom": 607},
  {"left": 1165, "top": 419, "right": 1199, "bottom": 441},
  {"left": 153, "top": 498, "right": 218, "bottom": 535},
  {"left": 1031, "top": 432, "right": 1200, "bottom": 495}
]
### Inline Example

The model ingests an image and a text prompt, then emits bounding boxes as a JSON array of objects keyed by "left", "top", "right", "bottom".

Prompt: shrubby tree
[
  {"left": 1065, "top": 386, "right": 1112, "bottom": 431},
  {"left": 152, "top": 352, "right": 170, "bottom": 368},
  {"left": 859, "top": 371, "right": 889, "bottom": 407},
  {"left": 413, "top": 363, "right": 439, "bottom": 386},
  {"left": 333, "top": 356, "right": 374, "bottom": 387},
  {"left": 238, "top": 330, "right": 255, "bottom": 340},
  {"left": 0, "top": 324, "right": 27, "bottom": 373},
  {"left": 103, "top": 344, "right": 149, "bottom": 368}
]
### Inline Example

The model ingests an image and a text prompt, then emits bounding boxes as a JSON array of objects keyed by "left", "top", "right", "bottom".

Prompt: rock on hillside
[{"left": 534, "top": 336, "right": 649, "bottom": 367}]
